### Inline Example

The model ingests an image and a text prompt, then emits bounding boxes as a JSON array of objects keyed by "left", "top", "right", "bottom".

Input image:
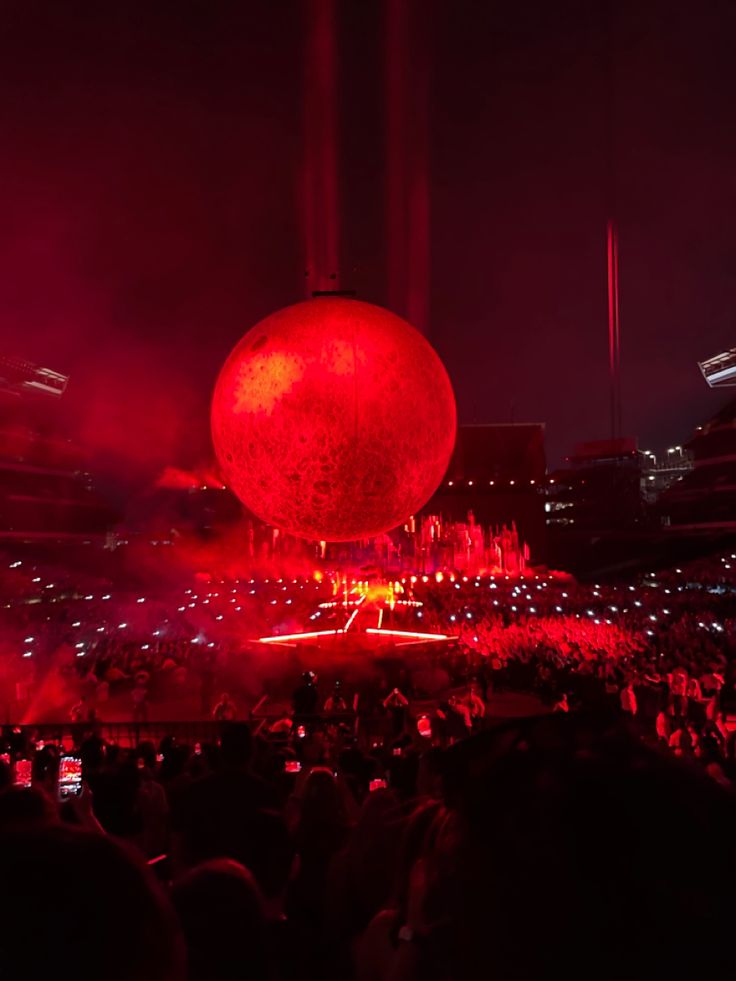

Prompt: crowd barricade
[{"left": 3, "top": 711, "right": 383, "bottom": 750}]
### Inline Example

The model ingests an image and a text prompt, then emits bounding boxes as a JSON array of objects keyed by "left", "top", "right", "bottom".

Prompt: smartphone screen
[
  {"left": 14, "top": 759, "right": 32, "bottom": 788},
  {"left": 58, "top": 756, "right": 83, "bottom": 800},
  {"left": 284, "top": 760, "right": 302, "bottom": 774}
]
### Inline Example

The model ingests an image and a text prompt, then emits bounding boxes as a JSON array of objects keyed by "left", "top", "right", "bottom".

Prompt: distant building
[
  {"left": 640, "top": 446, "right": 693, "bottom": 503},
  {"left": 0, "top": 360, "right": 116, "bottom": 541},
  {"left": 546, "top": 438, "right": 644, "bottom": 532},
  {"left": 658, "top": 398, "right": 736, "bottom": 530}
]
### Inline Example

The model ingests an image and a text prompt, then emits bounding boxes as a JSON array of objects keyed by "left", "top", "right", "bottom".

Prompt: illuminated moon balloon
[{"left": 211, "top": 297, "right": 456, "bottom": 541}]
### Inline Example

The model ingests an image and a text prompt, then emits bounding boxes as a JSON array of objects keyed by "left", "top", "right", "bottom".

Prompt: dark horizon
[{"left": 2, "top": 0, "right": 735, "bottom": 488}]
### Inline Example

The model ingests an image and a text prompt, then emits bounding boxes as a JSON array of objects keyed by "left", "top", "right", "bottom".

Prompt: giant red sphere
[{"left": 211, "top": 297, "right": 456, "bottom": 541}]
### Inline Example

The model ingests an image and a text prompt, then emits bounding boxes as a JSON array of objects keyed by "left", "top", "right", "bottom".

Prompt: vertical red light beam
[
  {"left": 303, "top": 0, "right": 339, "bottom": 293},
  {"left": 406, "top": 4, "right": 430, "bottom": 333},
  {"left": 302, "top": 111, "right": 317, "bottom": 297},
  {"left": 386, "top": 0, "right": 430, "bottom": 333},
  {"left": 602, "top": 2, "right": 622, "bottom": 440},
  {"left": 302, "top": 6, "right": 317, "bottom": 295},
  {"left": 613, "top": 223, "right": 622, "bottom": 437},
  {"left": 606, "top": 220, "right": 621, "bottom": 439},
  {"left": 386, "top": 0, "right": 408, "bottom": 318}
]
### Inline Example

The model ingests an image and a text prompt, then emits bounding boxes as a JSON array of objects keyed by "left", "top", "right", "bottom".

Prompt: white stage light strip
[
  {"left": 365, "top": 628, "right": 449, "bottom": 641},
  {"left": 343, "top": 595, "right": 366, "bottom": 632},
  {"left": 258, "top": 629, "right": 344, "bottom": 644}
]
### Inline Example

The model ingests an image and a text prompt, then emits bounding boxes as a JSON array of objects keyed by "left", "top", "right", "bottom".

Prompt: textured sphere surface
[{"left": 211, "top": 297, "right": 456, "bottom": 541}]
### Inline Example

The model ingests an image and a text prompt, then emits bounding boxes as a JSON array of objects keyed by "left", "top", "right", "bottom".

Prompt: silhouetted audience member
[
  {"left": 171, "top": 859, "right": 271, "bottom": 981},
  {"left": 292, "top": 671, "right": 320, "bottom": 718},
  {"left": 212, "top": 691, "right": 237, "bottom": 721},
  {"left": 0, "top": 784, "right": 58, "bottom": 831},
  {"left": 0, "top": 755, "right": 12, "bottom": 792},
  {"left": 383, "top": 714, "right": 736, "bottom": 981},
  {"left": 287, "top": 767, "right": 352, "bottom": 974},
  {"left": 328, "top": 787, "right": 404, "bottom": 940},
  {"left": 0, "top": 825, "right": 184, "bottom": 981},
  {"left": 172, "top": 722, "right": 279, "bottom": 870},
  {"left": 356, "top": 799, "right": 442, "bottom": 981}
]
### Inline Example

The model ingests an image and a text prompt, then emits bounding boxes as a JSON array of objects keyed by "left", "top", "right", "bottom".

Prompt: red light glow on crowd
[{"left": 3, "top": 542, "right": 736, "bottom": 725}]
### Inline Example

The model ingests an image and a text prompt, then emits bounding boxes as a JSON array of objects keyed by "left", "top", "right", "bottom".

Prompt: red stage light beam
[
  {"left": 606, "top": 220, "right": 622, "bottom": 439},
  {"left": 303, "top": 0, "right": 339, "bottom": 292},
  {"left": 257, "top": 629, "right": 346, "bottom": 645},
  {"left": 365, "top": 628, "right": 450, "bottom": 641},
  {"left": 385, "top": 0, "right": 430, "bottom": 332}
]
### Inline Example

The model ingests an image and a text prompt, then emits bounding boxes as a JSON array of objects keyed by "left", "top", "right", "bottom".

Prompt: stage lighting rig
[
  {"left": 0, "top": 355, "right": 69, "bottom": 399},
  {"left": 699, "top": 348, "right": 736, "bottom": 388}
]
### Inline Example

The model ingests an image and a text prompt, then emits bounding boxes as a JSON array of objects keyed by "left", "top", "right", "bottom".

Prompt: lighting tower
[
  {"left": 0, "top": 355, "right": 68, "bottom": 400},
  {"left": 698, "top": 348, "right": 736, "bottom": 388}
]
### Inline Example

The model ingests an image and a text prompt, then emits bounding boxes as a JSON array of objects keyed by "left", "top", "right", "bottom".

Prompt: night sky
[{"left": 2, "top": 0, "right": 735, "bottom": 486}]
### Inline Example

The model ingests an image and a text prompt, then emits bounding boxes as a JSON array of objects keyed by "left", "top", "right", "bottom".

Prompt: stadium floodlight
[
  {"left": 0, "top": 355, "right": 68, "bottom": 398},
  {"left": 699, "top": 348, "right": 736, "bottom": 388}
]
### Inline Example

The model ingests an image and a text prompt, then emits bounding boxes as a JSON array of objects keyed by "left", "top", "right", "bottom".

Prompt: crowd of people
[
  {"left": 2, "top": 546, "right": 736, "bottom": 977},
  {"left": 409, "top": 556, "right": 736, "bottom": 766},
  {"left": 2, "top": 702, "right": 736, "bottom": 980},
  {"left": 0, "top": 554, "right": 331, "bottom": 719},
  {"left": 3, "top": 547, "right": 736, "bottom": 740}
]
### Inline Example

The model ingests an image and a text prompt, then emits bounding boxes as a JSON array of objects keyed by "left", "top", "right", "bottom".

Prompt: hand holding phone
[
  {"left": 58, "top": 756, "right": 83, "bottom": 800},
  {"left": 14, "top": 759, "right": 32, "bottom": 788}
]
